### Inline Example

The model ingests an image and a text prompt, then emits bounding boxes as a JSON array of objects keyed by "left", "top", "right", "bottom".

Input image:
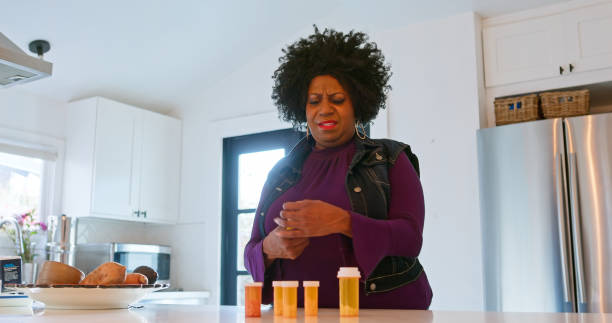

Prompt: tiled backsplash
[
  {"left": 0, "top": 217, "right": 174, "bottom": 274},
  {"left": 76, "top": 217, "right": 151, "bottom": 244}
]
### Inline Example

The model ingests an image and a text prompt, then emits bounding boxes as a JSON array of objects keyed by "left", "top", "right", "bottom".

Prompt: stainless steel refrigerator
[{"left": 477, "top": 112, "right": 612, "bottom": 313}]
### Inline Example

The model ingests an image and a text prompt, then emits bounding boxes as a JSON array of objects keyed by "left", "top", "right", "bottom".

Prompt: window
[
  {"left": 221, "top": 128, "right": 303, "bottom": 306},
  {"left": 0, "top": 127, "right": 63, "bottom": 225},
  {"left": 0, "top": 151, "right": 44, "bottom": 218}
]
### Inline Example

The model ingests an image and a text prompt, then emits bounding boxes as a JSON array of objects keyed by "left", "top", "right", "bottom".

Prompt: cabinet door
[
  {"left": 483, "top": 15, "right": 564, "bottom": 87},
  {"left": 91, "top": 98, "right": 142, "bottom": 219},
  {"left": 564, "top": 2, "right": 612, "bottom": 74},
  {"left": 139, "top": 112, "right": 181, "bottom": 223}
]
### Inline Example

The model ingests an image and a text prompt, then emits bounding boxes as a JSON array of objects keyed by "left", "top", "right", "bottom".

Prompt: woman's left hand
[{"left": 275, "top": 199, "right": 352, "bottom": 238}]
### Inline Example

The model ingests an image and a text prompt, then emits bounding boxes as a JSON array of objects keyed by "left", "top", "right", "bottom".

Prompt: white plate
[{"left": 6, "top": 284, "right": 168, "bottom": 309}]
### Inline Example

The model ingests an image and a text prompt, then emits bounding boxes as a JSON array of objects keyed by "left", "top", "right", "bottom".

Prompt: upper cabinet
[
  {"left": 483, "top": 1, "right": 612, "bottom": 87},
  {"left": 139, "top": 111, "right": 181, "bottom": 224},
  {"left": 90, "top": 98, "right": 142, "bottom": 219},
  {"left": 563, "top": 2, "right": 612, "bottom": 74},
  {"left": 63, "top": 97, "right": 181, "bottom": 224}
]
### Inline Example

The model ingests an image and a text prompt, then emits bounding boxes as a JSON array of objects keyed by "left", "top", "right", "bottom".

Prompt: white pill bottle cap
[
  {"left": 281, "top": 281, "right": 299, "bottom": 288},
  {"left": 337, "top": 267, "right": 361, "bottom": 278}
]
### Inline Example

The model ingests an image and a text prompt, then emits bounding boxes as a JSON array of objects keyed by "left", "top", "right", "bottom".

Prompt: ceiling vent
[{"left": 0, "top": 32, "right": 52, "bottom": 88}]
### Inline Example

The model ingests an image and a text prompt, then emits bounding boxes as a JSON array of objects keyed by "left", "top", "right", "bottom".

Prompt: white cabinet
[
  {"left": 63, "top": 97, "right": 181, "bottom": 224},
  {"left": 139, "top": 111, "right": 181, "bottom": 223},
  {"left": 483, "top": 1, "right": 612, "bottom": 87},
  {"left": 483, "top": 15, "right": 564, "bottom": 87},
  {"left": 90, "top": 98, "right": 141, "bottom": 219},
  {"left": 564, "top": 2, "right": 612, "bottom": 74}
]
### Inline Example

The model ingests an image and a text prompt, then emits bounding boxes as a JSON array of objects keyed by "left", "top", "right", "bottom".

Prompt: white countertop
[{"left": 2, "top": 304, "right": 612, "bottom": 323}]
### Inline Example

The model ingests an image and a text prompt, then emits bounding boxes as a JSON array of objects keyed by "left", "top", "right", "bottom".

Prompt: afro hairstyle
[{"left": 272, "top": 26, "right": 392, "bottom": 127}]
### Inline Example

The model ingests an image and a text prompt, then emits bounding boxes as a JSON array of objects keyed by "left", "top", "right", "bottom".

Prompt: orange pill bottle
[
  {"left": 272, "top": 281, "right": 284, "bottom": 316},
  {"left": 282, "top": 281, "right": 299, "bottom": 318},
  {"left": 337, "top": 267, "right": 360, "bottom": 317},
  {"left": 303, "top": 281, "right": 320, "bottom": 316},
  {"left": 244, "top": 282, "right": 263, "bottom": 317}
]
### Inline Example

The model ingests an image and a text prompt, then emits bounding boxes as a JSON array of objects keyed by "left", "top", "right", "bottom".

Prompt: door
[
  {"left": 220, "top": 128, "right": 303, "bottom": 305},
  {"left": 139, "top": 112, "right": 181, "bottom": 223},
  {"left": 91, "top": 98, "right": 141, "bottom": 219},
  {"left": 483, "top": 15, "right": 564, "bottom": 87},
  {"left": 564, "top": 113, "right": 612, "bottom": 313},
  {"left": 564, "top": 2, "right": 612, "bottom": 74},
  {"left": 477, "top": 118, "right": 575, "bottom": 312}
]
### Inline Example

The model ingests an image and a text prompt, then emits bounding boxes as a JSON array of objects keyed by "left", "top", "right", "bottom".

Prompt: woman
[{"left": 244, "top": 27, "right": 432, "bottom": 309}]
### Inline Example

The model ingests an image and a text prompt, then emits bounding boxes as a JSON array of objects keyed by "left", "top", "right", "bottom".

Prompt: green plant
[{"left": 1, "top": 210, "right": 47, "bottom": 263}]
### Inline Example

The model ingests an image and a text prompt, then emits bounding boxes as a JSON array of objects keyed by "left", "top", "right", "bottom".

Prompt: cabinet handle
[
  {"left": 142, "top": 211, "right": 147, "bottom": 218},
  {"left": 569, "top": 63, "right": 574, "bottom": 72},
  {"left": 134, "top": 210, "right": 140, "bottom": 217},
  {"left": 559, "top": 66, "right": 565, "bottom": 75}
]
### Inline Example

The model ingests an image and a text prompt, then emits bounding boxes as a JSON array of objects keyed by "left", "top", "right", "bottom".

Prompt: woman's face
[{"left": 306, "top": 75, "right": 356, "bottom": 150}]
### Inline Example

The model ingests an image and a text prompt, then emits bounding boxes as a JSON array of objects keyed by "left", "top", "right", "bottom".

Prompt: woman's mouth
[{"left": 318, "top": 120, "right": 337, "bottom": 130}]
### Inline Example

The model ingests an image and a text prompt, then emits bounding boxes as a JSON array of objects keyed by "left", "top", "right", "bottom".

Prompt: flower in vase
[{"left": 1, "top": 210, "right": 47, "bottom": 263}]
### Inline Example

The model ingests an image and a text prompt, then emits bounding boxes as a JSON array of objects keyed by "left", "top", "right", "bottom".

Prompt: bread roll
[
  {"left": 37, "top": 261, "right": 85, "bottom": 285},
  {"left": 133, "top": 265, "right": 158, "bottom": 284},
  {"left": 124, "top": 273, "right": 148, "bottom": 284},
  {"left": 80, "top": 262, "right": 127, "bottom": 285}
]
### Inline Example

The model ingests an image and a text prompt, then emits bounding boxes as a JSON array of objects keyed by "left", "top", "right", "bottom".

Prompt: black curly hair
[{"left": 272, "top": 26, "right": 392, "bottom": 127}]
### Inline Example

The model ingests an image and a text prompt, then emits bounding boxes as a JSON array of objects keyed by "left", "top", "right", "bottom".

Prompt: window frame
[{"left": 0, "top": 126, "right": 65, "bottom": 222}]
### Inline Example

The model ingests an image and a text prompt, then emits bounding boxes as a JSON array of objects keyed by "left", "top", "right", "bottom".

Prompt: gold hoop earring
[
  {"left": 306, "top": 126, "right": 310, "bottom": 139},
  {"left": 355, "top": 123, "right": 367, "bottom": 140}
]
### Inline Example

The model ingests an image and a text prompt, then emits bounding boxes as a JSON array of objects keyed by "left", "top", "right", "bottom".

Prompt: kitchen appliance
[
  {"left": 74, "top": 243, "right": 170, "bottom": 285},
  {"left": 45, "top": 215, "right": 76, "bottom": 266},
  {"left": 477, "top": 112, "right": 612, "bottom": 313},
  {"left": 0, "top": 32, "right": 52, "bottom": 87}
]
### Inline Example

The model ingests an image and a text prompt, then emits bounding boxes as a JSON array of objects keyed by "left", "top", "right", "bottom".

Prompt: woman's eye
[
  {"left": 332, "top": 98, "right": 345, "bottom": 104},
  {"left": 309, "top": 100, "right": 320, "bottom": 105}
]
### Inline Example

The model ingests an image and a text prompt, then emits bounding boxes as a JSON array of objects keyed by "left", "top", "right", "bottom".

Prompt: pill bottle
[
  {"left": 303, "top": 281, "right": 319, "bottom": 316},
  {"left": 272, "top": 281, "right": 283, "bottom": 316},
  {"left": 337, "top": 267, "right": 360, "bottom": 317},
  {"left": 245, "top": 282, "right": 263, "bottom": 317},
  {"left": 282, "top": 281, "right": 299, "bottom": 318}
]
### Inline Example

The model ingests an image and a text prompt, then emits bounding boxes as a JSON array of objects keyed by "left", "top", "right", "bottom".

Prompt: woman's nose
[{"left": 318, "top": 100, "right": 334, "bottom": 115}]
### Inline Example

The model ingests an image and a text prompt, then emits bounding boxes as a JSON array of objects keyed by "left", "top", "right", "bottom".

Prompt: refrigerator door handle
[
  {"left": 555, "top": 153, "right": 575, "bottom": 312},
  {"left": 568, "top": 153, "right": 587, "bottom": 312}
]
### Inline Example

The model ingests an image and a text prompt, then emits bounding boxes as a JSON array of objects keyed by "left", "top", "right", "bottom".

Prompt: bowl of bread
[{"left": 6, "top": 261, "right": 168, "bottom": 309}]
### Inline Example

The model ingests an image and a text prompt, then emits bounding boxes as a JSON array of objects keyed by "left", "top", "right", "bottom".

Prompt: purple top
[{"left": 244, "top": 140, "right": 432, "bottom": 309}]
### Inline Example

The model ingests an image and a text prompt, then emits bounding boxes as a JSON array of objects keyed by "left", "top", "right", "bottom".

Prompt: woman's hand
[
  {"left": 262, "top": 227, "right": 310, "bottom": 267},
  {"left": 274, "top": 199, "right": 352, "bottom": 238}
]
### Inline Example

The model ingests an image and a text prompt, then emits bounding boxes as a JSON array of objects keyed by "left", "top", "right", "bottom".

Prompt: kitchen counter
[{"left": 2, "top": 304, "right": 612, "bottom": 322}]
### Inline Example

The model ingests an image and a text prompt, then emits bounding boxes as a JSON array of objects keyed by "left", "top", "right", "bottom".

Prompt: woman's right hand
[{"left": 262, "top": 227, "right": 309, "bottom": 267}]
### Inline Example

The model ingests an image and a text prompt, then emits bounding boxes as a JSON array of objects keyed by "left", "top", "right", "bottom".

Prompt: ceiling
[{"left": 1, "top": 0, "right": 572, "bottom": 114}]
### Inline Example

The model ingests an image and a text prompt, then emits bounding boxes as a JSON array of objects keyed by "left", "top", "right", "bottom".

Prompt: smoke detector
[{"left": 0, "top": 33, "right": 53, "bottom": 88}]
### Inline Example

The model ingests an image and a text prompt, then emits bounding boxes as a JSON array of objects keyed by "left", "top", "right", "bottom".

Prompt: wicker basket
[
  {"left": 494, "top": 94, "right": 540, "bottom": 126},
  {"left": 539, "top": 90, "right": 589, "bottom": 118}
]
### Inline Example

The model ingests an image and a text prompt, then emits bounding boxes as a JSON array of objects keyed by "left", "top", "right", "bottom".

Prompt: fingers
[
  {"left": 274, "top": 217, "right": 300, "bottom": 229},
  {"left": 266, "top": 228, "right": 310, "bottom": 260},
  {"left": 279, "top": 209, "right": 300, "bottom": 220},
  {"left": 284, "top": 239, "right": 310, "bottom": 260},
  {"left": 282, "top": 199, "right": 315, "bottom": 211}
]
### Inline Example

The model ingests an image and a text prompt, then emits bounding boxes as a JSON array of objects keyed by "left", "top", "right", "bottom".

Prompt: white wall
[
  {"left": 376, "top": 12, "right": 486, "bottom": 310},
  {"left": 175, "top": 12, "right": 486, "bottom": 310},
  {"left": 0, "top": 89, "right": 66, "bottom": 138}
]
